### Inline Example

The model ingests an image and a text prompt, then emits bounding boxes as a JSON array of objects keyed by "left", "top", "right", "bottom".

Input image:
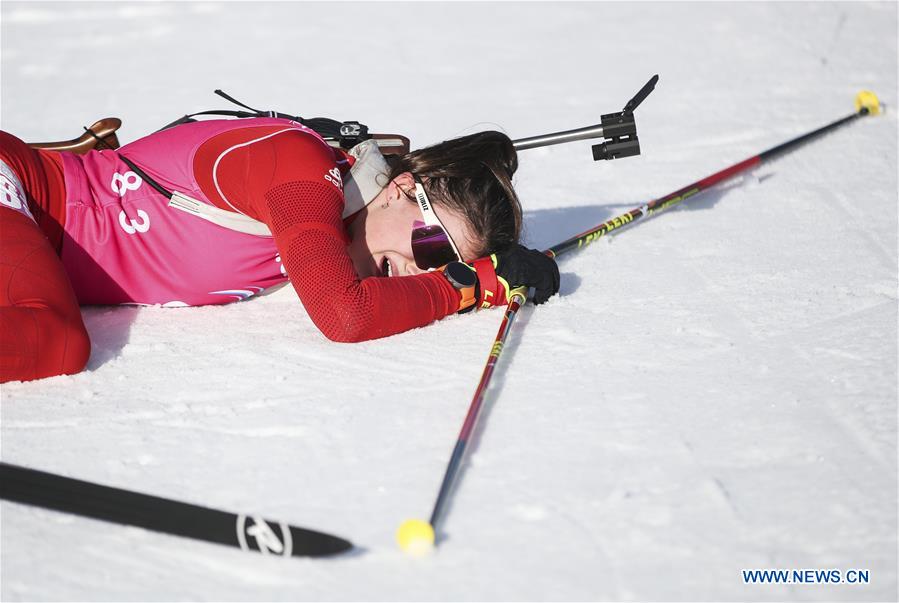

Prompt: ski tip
[
  {"left": 321, "top": 535, "right": 356, "bottom": 557},
  {"left": 289, "top": 527, "right": 355, "bottom": 558},
  {"left": 855, "top": 90, "right": 881, "bottom": 116}
]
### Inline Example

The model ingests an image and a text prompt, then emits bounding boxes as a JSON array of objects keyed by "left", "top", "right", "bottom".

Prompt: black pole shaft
[{"left": 759, "top": 110, "right": 865, "bottom": 162}]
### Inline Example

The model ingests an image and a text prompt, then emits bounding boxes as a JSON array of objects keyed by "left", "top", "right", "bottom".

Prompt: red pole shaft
[{"left": 428, "top": 289, "right": 527, "bottom": 529}]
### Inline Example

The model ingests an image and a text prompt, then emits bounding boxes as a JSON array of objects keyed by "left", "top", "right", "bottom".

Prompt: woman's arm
[{"left": 223, "top": 128, "right": 462, "bottom": 342}]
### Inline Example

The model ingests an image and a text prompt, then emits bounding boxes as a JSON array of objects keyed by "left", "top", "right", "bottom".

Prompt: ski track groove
[{"left": 815, "top": 183, "right": 897, "bottom": 272}]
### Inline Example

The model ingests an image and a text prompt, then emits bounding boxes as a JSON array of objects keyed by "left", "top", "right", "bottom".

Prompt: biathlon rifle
[{"left": 28, "top": 75, "right": 659, "bottom": 162}]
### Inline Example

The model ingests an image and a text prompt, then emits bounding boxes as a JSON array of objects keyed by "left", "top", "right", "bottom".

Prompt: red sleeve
[{"left": 205, "top": 128, "right": 462, "bottom": 342}]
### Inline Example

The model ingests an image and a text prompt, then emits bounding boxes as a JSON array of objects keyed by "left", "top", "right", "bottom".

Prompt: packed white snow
[{"left": 1, "top": 2, "right": 896, "bottom": 601}]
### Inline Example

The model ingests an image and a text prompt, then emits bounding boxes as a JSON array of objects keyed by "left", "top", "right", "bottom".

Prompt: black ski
[{"left": 0, "top": 462, "right": 353, "bottom": 558}]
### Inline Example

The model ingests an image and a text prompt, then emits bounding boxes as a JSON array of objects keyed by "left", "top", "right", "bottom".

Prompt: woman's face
[{"left": 346, "top": 172, "right": 480, "bottom": 279}]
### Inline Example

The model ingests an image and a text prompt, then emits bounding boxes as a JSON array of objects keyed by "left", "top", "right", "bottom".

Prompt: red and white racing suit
[{"left": 0, "top": 117, "right": 463, "bottom": 381}]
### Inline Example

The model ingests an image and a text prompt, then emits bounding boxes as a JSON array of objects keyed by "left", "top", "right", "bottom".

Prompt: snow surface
[{"left": 1, "top": 1, "right": 897, "bottom": 601}]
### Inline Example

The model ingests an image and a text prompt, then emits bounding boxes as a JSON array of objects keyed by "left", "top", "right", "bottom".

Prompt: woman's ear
[
  {"left": 392, "top": 172, "right": 415, "bottom": 192},
  {"left": 382, "top": 172, "right": 415, "bottom": 207}
]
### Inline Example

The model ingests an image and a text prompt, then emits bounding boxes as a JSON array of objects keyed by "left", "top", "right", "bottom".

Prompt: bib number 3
[{"left": 119, "top": 209, "right": 150, "bottom": 234}]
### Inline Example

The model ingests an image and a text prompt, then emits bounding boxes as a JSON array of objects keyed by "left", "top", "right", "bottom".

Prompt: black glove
[{"left": 467, "top": 244, "right": 560, "bottom": 307}]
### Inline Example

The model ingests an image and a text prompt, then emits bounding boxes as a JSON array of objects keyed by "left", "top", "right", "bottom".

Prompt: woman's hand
[{"left": 466, "top": 244, "right": 560, "bottom": 309}]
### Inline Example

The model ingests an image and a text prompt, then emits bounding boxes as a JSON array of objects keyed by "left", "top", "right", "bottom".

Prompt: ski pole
[
  {"left": 548, "top": 92, "right": 882, "bottom": 258},
  {"left": 395, "top": 286, "right": 527, "bottom": 556},
  {"left": 395, "top": 90, "right": 882, "bottom": 555}
]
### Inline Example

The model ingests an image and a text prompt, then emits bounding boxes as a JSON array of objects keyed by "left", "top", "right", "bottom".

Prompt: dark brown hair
[{"left": 385, "top": 130, "right": 522, "bottom": 258}]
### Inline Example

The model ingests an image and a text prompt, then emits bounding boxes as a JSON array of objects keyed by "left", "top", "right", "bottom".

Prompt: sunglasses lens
[{"left": 411, "top": 220, "right": 459, "bottom": 270}]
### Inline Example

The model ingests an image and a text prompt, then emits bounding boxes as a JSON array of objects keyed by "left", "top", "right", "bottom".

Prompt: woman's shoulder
[
  {"left": 120, "top": 117, "right": 328, "bottom": 157},
  {"left": 199, "top": 118, "right": 340, "bottom": 170},
  {"left": 191, "top": 119, "right": 342, "bottom": 186}
]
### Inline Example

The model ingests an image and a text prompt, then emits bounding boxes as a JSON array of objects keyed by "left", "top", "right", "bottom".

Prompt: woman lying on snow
[{"left": 0, "top": 116, "right": 559, "bottom": 383}]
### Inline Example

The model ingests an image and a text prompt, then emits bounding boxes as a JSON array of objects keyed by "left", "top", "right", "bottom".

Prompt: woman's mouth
[{"left": 380, "top": 256, "right": 393, "bottom": 277}]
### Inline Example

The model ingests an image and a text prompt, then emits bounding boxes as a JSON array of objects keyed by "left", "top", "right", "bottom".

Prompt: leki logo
[{"left": 236, "top": 515, "right": 293, "bottom": 556}]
